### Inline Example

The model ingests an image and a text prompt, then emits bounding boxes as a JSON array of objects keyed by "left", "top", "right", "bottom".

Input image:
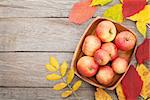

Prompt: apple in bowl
[
  {"left": 94, "top": 49, "right": 111, "bottom": 65},
  {"left": 101, "top": 42, "right": 118, "bottom": 60},
  {"left": 115, "top": 31, "right": 136, "bottom": 51},
  {"left": 96, "top": 21, "right": 117, "bottom": 42},
  {"left": 77, "top": 56, "right": 99, "bottom": 77},
  {"left": 96, "top": 66, "right": 115, "bottom": 85},
  {"left": 112, "top": 57, "right": 128, "bottom": 74},
  {"left": 82, "top": 35, "right": 101, "bottom": 56}
]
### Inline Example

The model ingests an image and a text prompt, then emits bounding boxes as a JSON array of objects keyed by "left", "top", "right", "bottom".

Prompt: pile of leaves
[
  {"left": 45, "top": 56, "right": 82, "bottom": 99},
  {"left": 69, "top": 0, "right": 150, "bottom": 38}
]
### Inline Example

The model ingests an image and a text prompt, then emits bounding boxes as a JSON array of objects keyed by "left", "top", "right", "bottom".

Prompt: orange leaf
[{"left": 69, "top": 0, "right": 96, "bottom": 24}]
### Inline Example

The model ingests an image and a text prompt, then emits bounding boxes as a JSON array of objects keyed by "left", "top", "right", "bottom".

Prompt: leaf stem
[{"left": 58, "top": 71, "right": 80, "bottom": 100}]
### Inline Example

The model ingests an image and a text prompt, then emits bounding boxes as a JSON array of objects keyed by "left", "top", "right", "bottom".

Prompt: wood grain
[
  {"left": 0, "top": 18, "right": 144, "bottom": 51},
  {"left": 0, "top": 87, "right": 118, "bottom": 100},
  {"left": 0, "top": 0, "right": 120, "bottom": 18}
]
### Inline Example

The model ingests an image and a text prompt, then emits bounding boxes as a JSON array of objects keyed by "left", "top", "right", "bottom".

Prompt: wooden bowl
[{"left": 71, "top": 17, "right": 137, "bottom": 90}]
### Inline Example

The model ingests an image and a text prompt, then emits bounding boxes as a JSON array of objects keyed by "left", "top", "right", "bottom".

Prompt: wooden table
[{"left": 0, "top": 0, "right": 149, "bottom": 100}]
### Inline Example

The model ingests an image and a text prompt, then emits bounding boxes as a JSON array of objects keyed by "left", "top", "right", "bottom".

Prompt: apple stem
[{"left": 58, "top": 71, "right": 80, "bottom": 100}]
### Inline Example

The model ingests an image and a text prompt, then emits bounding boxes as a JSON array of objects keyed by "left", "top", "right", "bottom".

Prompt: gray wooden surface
[{"left": 0, "top": 0, "right": 149, "bottom": 100}]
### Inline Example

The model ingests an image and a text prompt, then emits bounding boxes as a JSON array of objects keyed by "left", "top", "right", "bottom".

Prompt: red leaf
[
  {"left": 121, "top": 65, "right": 143, "bottom": 100},
  {"left": 136, "top": 39, "right": 150, "bottom": 64},
  {"left": 122, "top": 0, "right": 147, "bottom": 18},
  {"left": 69, "top": 0, "right": 96, "bottom": 24}
]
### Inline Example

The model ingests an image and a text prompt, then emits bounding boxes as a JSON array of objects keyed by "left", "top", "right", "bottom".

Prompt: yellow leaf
[
  {"left": 136, "top": 21, "right": 147, "bottom": 38},
  {"left": 95, "top": 88, "right": 112, "bottom": 100},
  {"left": 72, "top": 80, "right": 82, "bottom": 91},
  {"left": 66, "top": 68, "right": 75, "bottom": 84},
  {"left": 45, "top": 64, "right": 57, "bottom": 72},
  {"left": 136, "top": 64, "right": 150, "bottom": 99},
  {"left": 120, "top": 0, "right": 123, "bottom": 3},
  {"left": 116, "top": 83, "right": 126, "bottom": 100},
  {"left": 90, "top": 0, "right": 112, "bottom": 6},
  {"left": 61, "top": 90, "right": 73, "bottom": 98},
  {"left": 46, "top": 74, "right": 61, "bottom": 81},
  {"left": 50, "top": 56, "right": 59, "bottom": 69},
  {"left": 60, "top": 61, "right": 68, "bottom": 77},
  {"left": 53, "top": 82, "right": 67, "bottom": 90},
  {"left": 129, "top": 5, "right": 150, "bottom": 22},
  {"left": 103, "top": 4, "right": 123, "bottom": 23}
]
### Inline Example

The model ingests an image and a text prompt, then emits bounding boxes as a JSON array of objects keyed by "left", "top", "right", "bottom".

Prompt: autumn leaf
[
  {"left": 69, "top": 0, "right": 96, "bottom": 24},
  {"left": 121, "top": 65, "right": 143, "bottom": 100},
  {"left": 122, "top": 0, "right": 146, "bottom": 18},
  {"left": 61, "top": 90, "right": 73, "bottom": 98},
  {"left": 136, "top": 21, "right": 147, "bottom": 37},
  {"left": 53, "top": 83, "right": 67, "bottom": 90},
  {"left": 45, "top": 64, "right": 57, "bottom": 72},
  {"left": 50, "top": 56, "right": 59, "bottom": 69},
  {"left": 72, "top": 80, "right": 82, "bottom": 91},
  {"left": 120, "top": 0, "right": 123, "bottom": 3},
  {"left": 136, "top": 64, "right": 150, "bottom": 99},
  {"left": 60, "top": 61, "right": 68, "bottom": 77},
  {"left": 95, "top": 88, "right": 112, "bottom": 100},
  {"left": 136, "top": 39, "right": 150, "bottom": 64},
  {"left": 46, "top": 74, "right": 61, "bottom": 81},
  {"left": 129, "top": 5, "right": 150, "bottom": 22},
  {"left": 103, "top": 4, "right": 124, "bottom": 23},
  {"left": 116, "top": 83, "right": 126, "bottom": 100},
  {"left": 90, "top": 0, "right": 112, "bottom": 6},
  {"left": 67, "top": 68, "right": 75, "bottom": 84}
]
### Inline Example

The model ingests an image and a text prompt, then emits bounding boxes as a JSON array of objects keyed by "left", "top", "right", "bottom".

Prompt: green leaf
[
  {"left": 103, "top": 4, "right": 124, "bottom": 23},
  {"left": 90, "top": 0, "right": 112, "bottom": 6}
]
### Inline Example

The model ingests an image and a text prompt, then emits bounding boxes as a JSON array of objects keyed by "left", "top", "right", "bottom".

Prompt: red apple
[
  {"left": 82, "top": 35, "right": 101, "bottom": 56},
  {"left": 112, "top": 57, "right": 128, "bottom": 74},
  {"left": 77, "top": 56, "right": 99, "bottom": 77},
  {"left": 118, "top": 50, "right": 132, "bottom": 61},
  {"left": 115, "top": 31, "right": 136, "bottom": 51},
  {"left": 94, "top": 49, "right": 111, "bottom": 65},
  {"left": 96, "top": 21, "right": 116, "bottom": 42},
  {"left": 96, "top": 66, "right": 115, "bottom": 85},
  {"left": 101, "top": 42, "right": 118, "bottom": 60}
]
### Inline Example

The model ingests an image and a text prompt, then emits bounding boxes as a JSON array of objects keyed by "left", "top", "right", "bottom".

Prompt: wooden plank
[
  {"left": 0, "top": 0, "right": 120, "bottom": 18},
  {"left": 0, "top": 87, "right": 118, "bottom": 100},
  {"left": 0, "top": 52, "right": 91, "bottom": 87},
  {"left": 0, "top": 18, "right": 144, "bottom": 51}
]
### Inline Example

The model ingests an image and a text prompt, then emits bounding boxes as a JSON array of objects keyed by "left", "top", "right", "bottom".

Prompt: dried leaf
[
  {"left": 136, "top": 21, "right": 147, "bottom": 38},
  {"left": 116, "top": 83, "right": 126, "bottom": 100},
  {"left": 60, "top": 61, "right": 68, "bottom": 77},
  {"left": 136, "top": 39, "right": 150, "bottom": 64},
  {"left": 69, "top": 0, "right": 96, "bottom": 24},
  {"left": 50, "top": 56, "right": 59, "bottom": 69},
  {"left": 45, "top": 64, "right": 57, "bottom": 72},
  {"left": 129, "top": 5, "right": 150, "bottom": 21},
  {"left": 121, "top": 65, "right": 143, "bottom": 100},
  {"left": 136, "top": 64, "right": 150, "bottom": 99},
  {"left": 95, "top": 88, "right": 112, "bottom": 100},
  {"left": 90, "top": 0, "right": 112, "bottom": 6},
  {"left": 122, "top": 0, "right": 147, "bottom": 18},
  {"left": 46, "top": 74, "right": 61, "bottom": 81},
  {"left": 66, "top": 68, "right": 75, "bottom": 84},
  {"left": 53, "top": 82, "right": 67, "bottom": 90},
  {"left": 103, "top": 4, "right": 123, "bottom": 23},
  {"left": 72, "top": 80, "right": 82, "bottom": 91},
  {"left": 61, "top": 90, "right": 73, "bottom": 98}
]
